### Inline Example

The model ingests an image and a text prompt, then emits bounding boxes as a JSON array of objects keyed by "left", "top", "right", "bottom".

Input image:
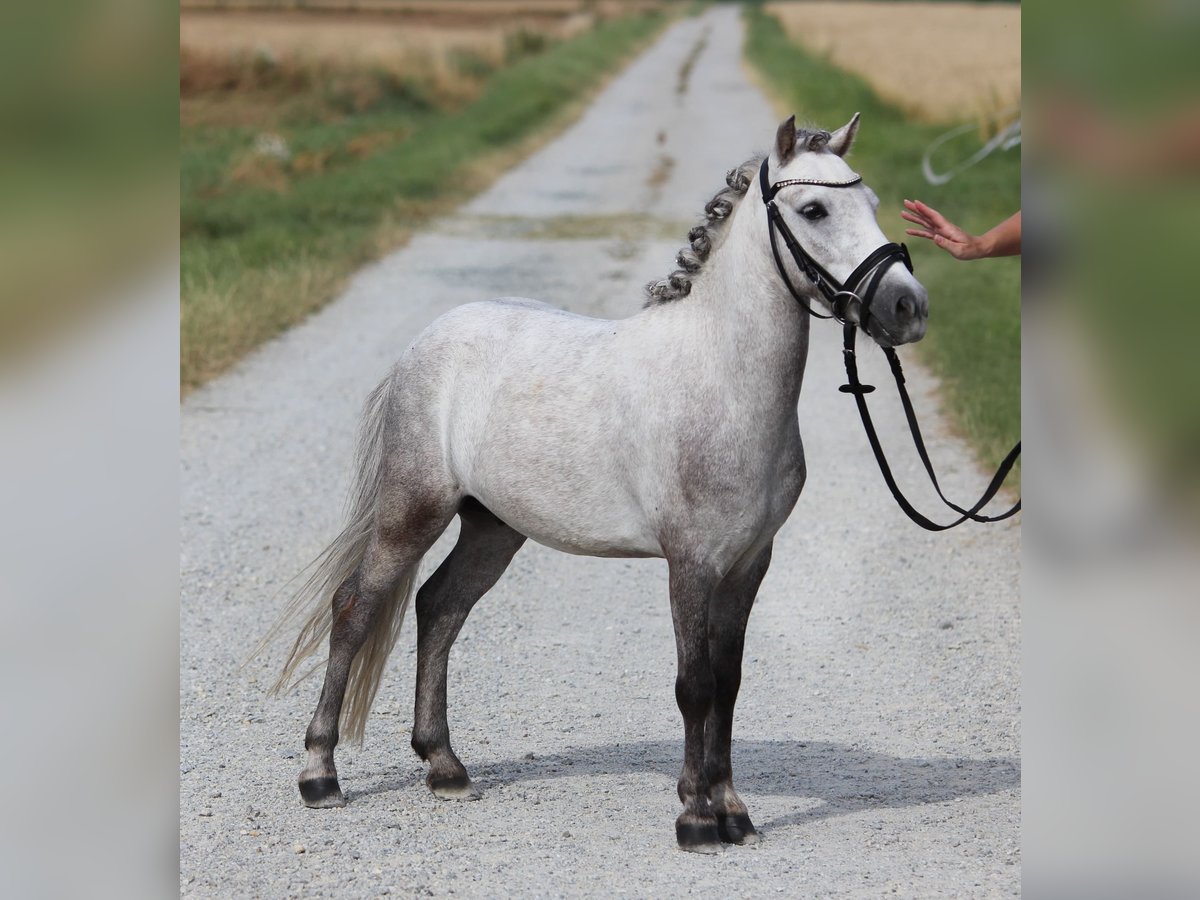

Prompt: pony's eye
[{"left": 801, "top": 203, "right": 827, "bottom": 221}]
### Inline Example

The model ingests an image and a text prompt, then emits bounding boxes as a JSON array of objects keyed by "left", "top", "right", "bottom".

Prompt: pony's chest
[{"left": 669, "top": 426, "right": 805, "bottom": 521}]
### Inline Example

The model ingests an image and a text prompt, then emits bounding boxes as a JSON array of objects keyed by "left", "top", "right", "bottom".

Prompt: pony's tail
[{"left": 253, "top": 372, "right": 415, "bottom": 745}]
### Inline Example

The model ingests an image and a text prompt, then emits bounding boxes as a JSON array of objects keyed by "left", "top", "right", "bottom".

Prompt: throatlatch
[{"left": 758, "top": 158, "right": 1020, "bottom": 531}]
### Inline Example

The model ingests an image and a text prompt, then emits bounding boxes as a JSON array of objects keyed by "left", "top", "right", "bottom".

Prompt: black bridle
[{"left": 759, "top": 158, "right": 1021, "bottom": 531}]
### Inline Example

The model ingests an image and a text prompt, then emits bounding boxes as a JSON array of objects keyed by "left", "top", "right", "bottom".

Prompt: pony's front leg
[
  {"left": 704, "top": 543, "right": 773, "bottom": 845},
  {"left": 667, "top": 558, "right": 723, "bottom": 853}
]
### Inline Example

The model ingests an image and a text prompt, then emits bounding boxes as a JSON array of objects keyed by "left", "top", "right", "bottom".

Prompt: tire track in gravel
[{"left": 181, "top": 7, "right": 1019, "bottom": 896}]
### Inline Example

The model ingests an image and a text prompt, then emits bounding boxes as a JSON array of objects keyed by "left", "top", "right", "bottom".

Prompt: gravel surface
[{"left": 181, "top": 8, "right": 1020, "bottom": 896}]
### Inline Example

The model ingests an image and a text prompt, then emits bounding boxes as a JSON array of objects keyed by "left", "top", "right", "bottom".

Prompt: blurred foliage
[
  {"left": 0, "top": 0, "right": 177, "bottom": 357},
  {"left": 1026, "top": 0, "right": 1200, "bottom": 502},
  {"left": 1023, "top": 6, "right": 1200, "bottom": 896}
]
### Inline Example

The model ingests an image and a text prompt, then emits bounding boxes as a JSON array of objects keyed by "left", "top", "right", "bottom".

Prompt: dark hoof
[
  {"left": 717, "top": 813, "right": 760, "bottom": 845},
  {"left": 299, "top": 776, "right": 346, "bottom": 809},
  {"left": 676, "top": 820, "right": 722, "bottom": 854},
  {"left": 428, "top": 772, "right": 480, "bottom": 801}
]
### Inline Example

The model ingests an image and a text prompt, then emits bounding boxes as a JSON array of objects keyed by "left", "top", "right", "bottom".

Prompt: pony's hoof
[
  {"left": 717, "top": 813, "right": 760, "bottom": 845},
  {"left": 428, "top": 773, "right": 481, "bottom": 801},
  {"left": 299, "top": 776, "right": 346, "bottom": 809},
  {"left": 676, "top": 820, "right": 723, "bottom": 854}
]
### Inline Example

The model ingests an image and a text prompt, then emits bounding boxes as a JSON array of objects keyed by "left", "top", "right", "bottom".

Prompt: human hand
[{"left": 901, "top": 199, "right": 987, "bottom": 260}]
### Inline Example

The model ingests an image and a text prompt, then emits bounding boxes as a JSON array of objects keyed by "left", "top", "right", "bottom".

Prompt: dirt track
[{"left": 180, "top": 7, "right": 1019, "bottom": 895}]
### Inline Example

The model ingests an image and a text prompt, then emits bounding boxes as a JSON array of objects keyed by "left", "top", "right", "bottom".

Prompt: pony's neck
[{"left": 686, "top": 199, "right": 812, "bottom": 391}]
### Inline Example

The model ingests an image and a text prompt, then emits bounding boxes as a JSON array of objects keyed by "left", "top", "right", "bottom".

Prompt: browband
[{"left": 760, "top": 172, "right": 863, "bottom": 202}]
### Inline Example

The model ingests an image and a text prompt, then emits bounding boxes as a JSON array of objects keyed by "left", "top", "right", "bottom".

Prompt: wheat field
[
  {"left": 182, "top": 10, "right": 602, "bottom": 119},
  {"left": 179, "top": 3, "right": 666, "bottom": 111},
  {"left": 179, "top": 1, "right": 662, "bottom": 22},
  {"left": 180, "top": 12, "right": 589, "bottom": 79},
  {"left": 766, "top": 1, "right": 1020, "bottom": 122}
]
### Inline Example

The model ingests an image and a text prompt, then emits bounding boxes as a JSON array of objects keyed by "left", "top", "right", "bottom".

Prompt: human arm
[{"left": 901, "top": 200, "right": 1020, "bottom": 260}]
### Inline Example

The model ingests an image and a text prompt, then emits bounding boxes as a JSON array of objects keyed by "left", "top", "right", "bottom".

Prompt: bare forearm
[{"left": 977, "top": 212, "right": 1021, "bottom": 258}]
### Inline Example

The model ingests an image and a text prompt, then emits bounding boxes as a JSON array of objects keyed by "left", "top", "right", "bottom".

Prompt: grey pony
[{"left": 264, "top": 114, "right": 930, "bottom": 853}]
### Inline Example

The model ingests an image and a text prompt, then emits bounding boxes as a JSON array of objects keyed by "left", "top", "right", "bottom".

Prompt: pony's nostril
[{"left": 896, "top": 296, "right": 915, "bottom": 321}]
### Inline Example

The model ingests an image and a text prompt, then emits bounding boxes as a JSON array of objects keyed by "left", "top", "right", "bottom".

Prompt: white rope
[{"left": 921, "top": 110, "right": 1022, "bottom": 186}]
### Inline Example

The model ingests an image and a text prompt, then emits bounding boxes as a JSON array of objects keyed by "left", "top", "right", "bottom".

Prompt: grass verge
[
  {"left": 181, "top": 10, "right": 668, "bottom": 390},
  {"left": 743, "top": 3, "right": 1020, "bottom": 479}
]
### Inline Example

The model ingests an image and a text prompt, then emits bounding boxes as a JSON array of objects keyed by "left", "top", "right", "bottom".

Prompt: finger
[
  {"left": 900, "top": 209, "right": 933, "bottom": 225},
  {"left": 912, "top": 200, "right": 949, "bottom": 228},
  {"left": 902, "top": 200, "right": 931, "bottom": 222},
  {"left": 905, "top": 228, "right": 935, "bottom": 239}
]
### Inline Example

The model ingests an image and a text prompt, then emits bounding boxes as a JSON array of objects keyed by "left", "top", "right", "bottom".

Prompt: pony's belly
[
  {"left": 526, "top": 529, "right": 661, "bottom": 560},
  {"left": 466, "top": 484, "right": 663, "bottom": 559}
]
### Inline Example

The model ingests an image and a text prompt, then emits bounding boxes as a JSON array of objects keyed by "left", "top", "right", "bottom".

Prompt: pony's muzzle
[{"left": 881, "top": 284, "right": 928, "bottom": 345}]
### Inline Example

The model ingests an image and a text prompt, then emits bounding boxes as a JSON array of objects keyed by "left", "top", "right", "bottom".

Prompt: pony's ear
[
  {"left": 774, "top": 115, "right": 797, "bottom": 164},
  {"left": 828, "top": 112, "right": 860, "bottom": 158}
]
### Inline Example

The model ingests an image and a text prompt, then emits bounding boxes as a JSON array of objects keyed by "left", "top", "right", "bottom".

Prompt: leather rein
[{"left": 758, "top": 158, "right": 1021, "bottom": 531}]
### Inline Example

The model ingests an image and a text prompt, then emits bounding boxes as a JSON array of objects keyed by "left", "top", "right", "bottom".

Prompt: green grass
[
  {"left": 181, "top": 11, "right": 667, "bottom": 389},
  {"left": 743, "top": 3, "right": 1020, "bottom": 477}
]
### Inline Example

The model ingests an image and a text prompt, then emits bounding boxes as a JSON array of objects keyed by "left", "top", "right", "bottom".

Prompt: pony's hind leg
[
  {"left": 299, "top": 503, "right": 455, "bottom": 808},
  {"left": 411, "top": 499, "right": 525, "bottom": 800},
  {"left": 703, "top": 543, "right": 773, "bottom": 845}
]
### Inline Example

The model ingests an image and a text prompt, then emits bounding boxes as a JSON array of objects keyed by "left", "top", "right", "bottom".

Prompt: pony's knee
[{"left": 675, "top": 671, "right": 716, "bottom": 720}]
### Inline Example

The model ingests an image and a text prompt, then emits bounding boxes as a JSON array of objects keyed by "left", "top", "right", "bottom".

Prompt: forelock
[{"left": 795, "top": 127, "right": 831, "bottom": 153}]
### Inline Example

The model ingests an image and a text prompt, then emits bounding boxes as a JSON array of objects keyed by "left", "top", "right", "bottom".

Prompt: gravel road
[{"left": 181, "top": 7, "right": 1020, "bottom": 896}]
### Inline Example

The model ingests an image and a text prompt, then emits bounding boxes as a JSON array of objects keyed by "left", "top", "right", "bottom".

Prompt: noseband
[{"left": 759, "top": 157, "right": 1020, "bottom": 531}]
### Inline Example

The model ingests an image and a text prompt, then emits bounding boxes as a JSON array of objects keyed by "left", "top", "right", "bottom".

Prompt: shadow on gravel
[
  {"left": 477, "top": 739, "right": 1020, "bottom": 829},
  {"left": 350, "top": 740, "right": 1018, "bottom": 830}
]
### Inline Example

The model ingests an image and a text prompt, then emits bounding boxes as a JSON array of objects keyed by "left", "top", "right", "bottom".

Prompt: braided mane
[{"left": 644, "top": 128, "right": 831, "bottom": 305}]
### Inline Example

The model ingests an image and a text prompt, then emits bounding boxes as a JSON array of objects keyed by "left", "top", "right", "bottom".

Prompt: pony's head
[{"left": 763, "top": 114, "right": 928, "bottom": 346}]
